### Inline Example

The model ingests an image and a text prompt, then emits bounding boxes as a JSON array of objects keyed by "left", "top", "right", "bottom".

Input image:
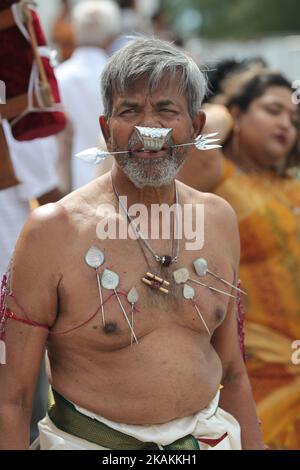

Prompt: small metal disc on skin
[
  {"left": 173, "top": 268, "right": 190, "bottom": 284},
  {"left": 85, "top": 246, "right": 105, "bottom": 269},
  {"left": 182, "top": 282, "right": 210, "bottom": 335},
  {"left": 101, "top": 271, "right": 138, "bottom": 343},
  {"left": 127, "top": 287, "right": 139, "bottom": 347},
  {"left": 183, "top": 284, "right": 195, "bottom": 300},
  {"left": 127, "top": 287, "right": 139, "bottom": 304},
  {"left": 85, "top": 246, "right": 106, "bottom": 326},
  {"left": 101, "top": 269, "right": 120, "bottom": 290},
  {"left": 193, "top": 257, "right": 246, "bottom": 296},
  {"left": 193, "top": 258, "right": 208, "bottom": 277}
]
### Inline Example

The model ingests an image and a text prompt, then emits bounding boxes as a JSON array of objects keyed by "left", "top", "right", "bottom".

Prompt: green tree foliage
[{"left": 162, "top": 0, "right": 300, "bottom": 38}]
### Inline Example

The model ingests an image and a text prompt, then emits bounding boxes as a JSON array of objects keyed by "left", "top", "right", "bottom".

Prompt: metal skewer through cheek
[
  {"left": 75, "top": 127, "right": 222, "bottom": 163},
  {"left": 107, "top": 133, "right": 221, "bottom": 155},
  {"left": 131, "top": 127, "right": 221, "bottom": 153}
]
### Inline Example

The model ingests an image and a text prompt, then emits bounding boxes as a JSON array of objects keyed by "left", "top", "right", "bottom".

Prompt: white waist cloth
[{"left": 38, "top": 391, "right": 241, "bottom": 450}]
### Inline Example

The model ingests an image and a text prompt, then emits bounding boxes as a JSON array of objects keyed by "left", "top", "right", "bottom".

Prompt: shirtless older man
[{"left": 0, "top": 38, "right": 263, "bottom": 450}]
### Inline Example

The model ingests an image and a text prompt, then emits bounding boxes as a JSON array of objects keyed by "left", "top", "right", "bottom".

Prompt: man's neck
[{"left": 111, "top": 164, "right": 176, "bottom": 208}]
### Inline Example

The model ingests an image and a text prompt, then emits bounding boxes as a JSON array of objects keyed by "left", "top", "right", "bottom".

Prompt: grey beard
[{"left": 113, "top": 135, "right": 188, "bottom": 188}]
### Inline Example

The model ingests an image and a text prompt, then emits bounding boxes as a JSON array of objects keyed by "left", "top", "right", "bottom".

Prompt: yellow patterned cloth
[{"left": 215, "top": 159, "right": 300, "bottom": 449}]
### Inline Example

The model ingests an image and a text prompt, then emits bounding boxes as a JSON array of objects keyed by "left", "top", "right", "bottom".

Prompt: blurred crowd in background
[{"left": 1, "top": 0, "right": 300, "bottom": 450}]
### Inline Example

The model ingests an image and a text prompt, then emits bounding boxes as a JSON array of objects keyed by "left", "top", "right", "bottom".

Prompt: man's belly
[{"left": 47, "top": 325, "right": 223, "bottom": 425}]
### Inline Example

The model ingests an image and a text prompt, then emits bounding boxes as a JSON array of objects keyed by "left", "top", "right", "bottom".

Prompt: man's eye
[
  {"left": 121, "top": 109, "right": 136, "bottom": 115},
  {"left": 160, "top": 108, "right": 177, "bottom": 114}
]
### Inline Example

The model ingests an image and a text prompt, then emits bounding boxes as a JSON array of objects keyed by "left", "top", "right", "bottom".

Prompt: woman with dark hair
[
  {"left": 179, "top": 69, "right": 300, "bottom": 449},
  {"left": 222, "top": 72, "right": 300, "bottom": 172}
]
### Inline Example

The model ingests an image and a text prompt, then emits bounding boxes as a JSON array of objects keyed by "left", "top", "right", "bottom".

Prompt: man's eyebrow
[
  {"left": 118, "top": 100, "right": 139, "bottom": 109},
  {"left": 155, "top": 99, "right": 177, "bottom": 107}
]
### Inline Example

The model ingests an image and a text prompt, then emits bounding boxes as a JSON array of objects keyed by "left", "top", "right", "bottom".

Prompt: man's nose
[{"left": 138, "top": 109, "right": 163, "bottom": 128}]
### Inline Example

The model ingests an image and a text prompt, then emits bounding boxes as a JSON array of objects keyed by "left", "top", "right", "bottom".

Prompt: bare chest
[{"left": 51, "top": 232, "right": 235, "bottom": 350}]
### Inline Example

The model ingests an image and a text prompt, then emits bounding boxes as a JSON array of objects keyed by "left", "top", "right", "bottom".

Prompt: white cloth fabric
[
  {"left": 0, "top": 186, "right": 30, "bottom": 276},
  {"left": 54, "top": 47, "right": 109, "bottom": 190},
  {"left": 3, "top": 120, "right": 59, "bottom": 200},
  {"left": 38, "top": 391, "right": 241, "bottom": 450},
  {"left": 0, "top": 121, "right": 59, "bottom": 276}
]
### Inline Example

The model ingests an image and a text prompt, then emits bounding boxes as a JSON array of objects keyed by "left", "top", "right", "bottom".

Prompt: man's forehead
[{"left": 112, "top": 74, "right": 186, "bottom": 104}]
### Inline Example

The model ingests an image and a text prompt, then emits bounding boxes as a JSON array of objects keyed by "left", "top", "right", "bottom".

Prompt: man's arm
[
  {"left": 178, "top": 104, "right": 233, "bottom": 192},
  {"left": 211, "top": 200, "right": 264, "bottom": 450},
  {"left": 0, "top": 204, "right": 65, "bottom": 449},
  {"left": 212, "top": 301, "right": 264, "bottom": 450}
]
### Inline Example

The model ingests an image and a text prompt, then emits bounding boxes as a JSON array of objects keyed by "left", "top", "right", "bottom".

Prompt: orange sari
[{"left": 215, "top": 160, "right": 300, "bottom": 449}]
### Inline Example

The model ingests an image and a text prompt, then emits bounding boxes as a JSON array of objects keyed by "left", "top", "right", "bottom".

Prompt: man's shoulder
[
  {"left": 10, "top": 203, "right": 70, "bottom": 278},
  {"left": 177, "top": 180, "right": 239, "bottom": 258},
  {"left": 25, "top": 202, "right": 71, "bottom": 243},
  {"left": 25, "top": 182, "right": 96, "bottom": 239},
  {"left": 57, "top": 175, "right": 112, "bottom": 222},
  {"left": 205, "top": 192, "right": 237, "bottom": 222},
  {"left": 177, "top": 180, "right": 237, "bottom": 218}
]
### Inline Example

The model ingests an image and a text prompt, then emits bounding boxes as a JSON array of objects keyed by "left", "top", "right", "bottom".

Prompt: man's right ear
[{"left": 99, "top": 115, "right": 111, "bottom": 146}]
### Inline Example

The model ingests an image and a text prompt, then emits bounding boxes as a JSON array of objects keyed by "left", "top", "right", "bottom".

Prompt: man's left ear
[
  {"left": 191, "top": 111, "right": 206, "bottom": 139},
  {"left": 99, "top": 115, "right": 111, "bottom": 147}
]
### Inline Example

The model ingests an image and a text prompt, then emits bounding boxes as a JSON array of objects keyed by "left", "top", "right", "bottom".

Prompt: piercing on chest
[
  {"left": 193, "top": 258, "right": 247, "bottom": 295},
  {"left": 141, "top": 272, "right": 170, "bottom": 294},
  {"left": 182, "top": 283, "right": 195, "bottom": 300},
  {"left": 173, "top": 267, "right": 235, "bottom": 299},
  {"left": 182, "top": 284, "right": 211, "bottom": 336},
  {"left": 127, "top": 287, "right": 139, "bottom": 347},
  {"left": 101, "top": 269, "right": 138, "bottom": 344},
  {"left": 85, "top": 246, "right": 106, "bottom": 326}
]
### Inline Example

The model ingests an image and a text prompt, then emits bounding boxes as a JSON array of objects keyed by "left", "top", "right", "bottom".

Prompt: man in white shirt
[
  {"left": 55, "top": 0, "right": 122, "bottom": 191},
  {"left": 0, "top": 121, "right": 61, "bottom": 277}
]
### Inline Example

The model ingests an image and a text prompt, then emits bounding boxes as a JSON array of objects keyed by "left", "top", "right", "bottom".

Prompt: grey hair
[
  {"left": 101, "top": 37, "right": 207, "bottom": 118},
  {"left": 72, "top": 0, "right": 121, "bottom": 47}
]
